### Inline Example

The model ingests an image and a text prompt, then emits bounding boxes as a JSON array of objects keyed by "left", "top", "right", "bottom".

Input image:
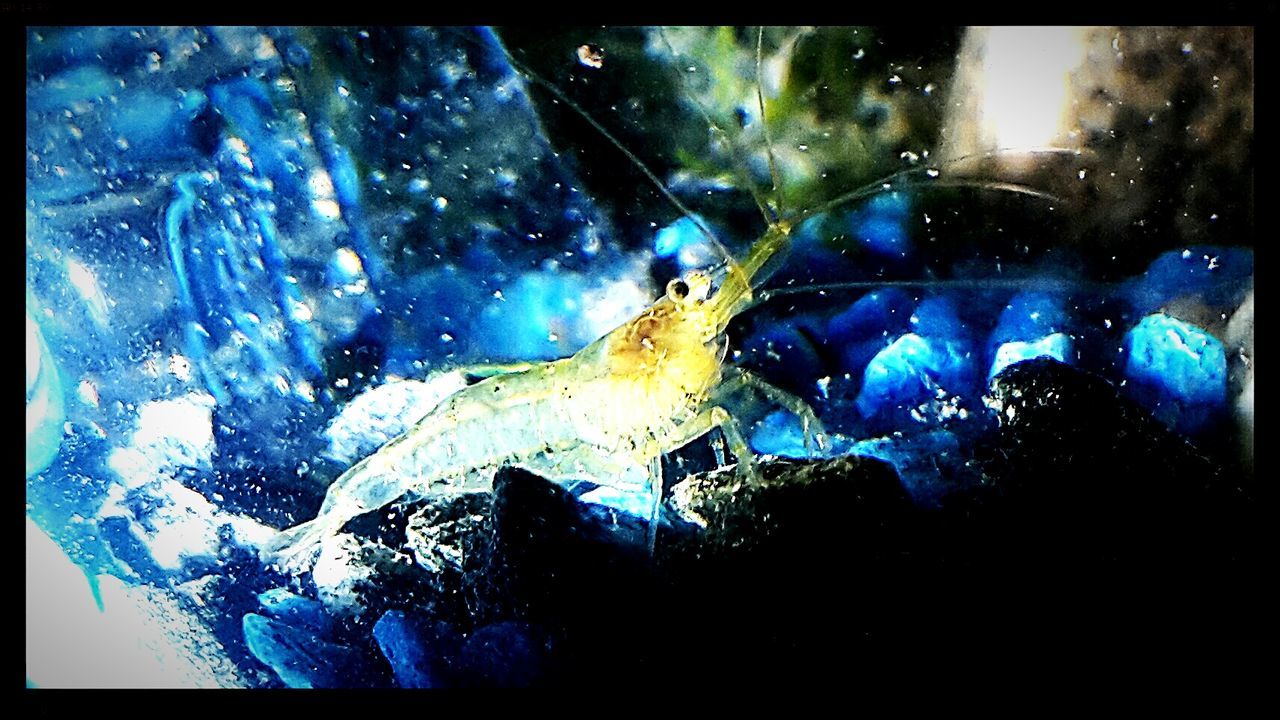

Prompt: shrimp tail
[
  {"left": 262, "top": 429, "right": 427, "bottom": 574},
  {"left": 262, "top": 511, "right": 347, "bottom": 575}
]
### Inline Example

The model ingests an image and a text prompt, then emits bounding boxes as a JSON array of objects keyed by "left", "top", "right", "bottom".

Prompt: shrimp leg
[
  {"left": 667, "top": 404, "right": 761, "bottom": 483},
  {"left": 716, "top": 368, "right": 829, "bottom": 455},
  {"left": 646, "top": 455, "right": 663, "bottom": 552}
]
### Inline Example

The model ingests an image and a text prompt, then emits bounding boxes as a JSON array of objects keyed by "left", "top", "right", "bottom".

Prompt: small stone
[
  {"left": 1122, "top": 312, "right": 1227, "bottom": 434},
  {"left": 372, "top": 610, "right": 444, "bottom": 688},
  {"left": 257, "top": 588, "right": 333, "bottom": 634},
  {"left": 242, "top": 613, "right": 373, "bottom": 689}
]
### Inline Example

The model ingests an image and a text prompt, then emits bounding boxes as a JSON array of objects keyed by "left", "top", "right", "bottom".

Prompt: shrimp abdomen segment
[{"left": 267, "top": 361, "right": 653, "bottom": 571}]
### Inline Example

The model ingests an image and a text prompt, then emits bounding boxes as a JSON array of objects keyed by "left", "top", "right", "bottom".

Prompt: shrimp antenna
[
  {"left": 756, "top": 26, "right": 785, "bottom": 221},
  {"left": 786, "top": 146, "right": 1080, "bottom": 229},
  {"left": 751, "top": 276, "right": 1093, "bottom": 306},
  {"left": 655, "top": 27, "right": 796, "bottom": 234},
  {"left": 487, "top": 30, "right": 739, "bottom": 270}
]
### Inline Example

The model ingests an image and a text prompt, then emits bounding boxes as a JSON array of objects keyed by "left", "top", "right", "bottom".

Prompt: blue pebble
[
  {"left": 855, "top": 217, "right": 909, "bottom": 257},
  {"left": 460, "top": 622, "right": 545, "bottom": 687},
  {"left": 750, "top": 410, "right": 849, "bottom": 459},
  {"left": 1123, "top": 313, "right": 1227, "bottom": 432},
  {"left": 990, "top": 291, "right": 1069, "bottom": 347},
  {"left": 849, "top": 191, "right": 912, "bottom": 258},
  {"left": 474, "top": 271, "right": 592, "bottom": 361},
  {"left": 372, "top": 611, "right": 439, "bottom": 689},
  {"left": 826, "top": 288, "right": 915, "bottom": 346},
  {"left": 28, "top": 28, "right": 140, "bottom": 74},
  {"left": 846, "top": 297, "right": 980, "bottom": 416},
  {"left": 97, "top": 516, "right": 166, "bottom": 583},
  {"left": 749, "top": 409, "right": 805, "bottom": 458},
  {"left": 910, "top": 296, "right": 969, "bottom": 340},
  {"left": 242, "top": 613, "right": 369, "bottom": 688},
  {"left": 653, "top": 215, "right": 719, "bottom": 270},
  {"left": 779, "top": 214, "right": 863, "bottom": 286},
  {"left": 257, "top": 588, "right": 333, "bottom": 635},
  {"left": 856, "top": 333, "right": 976, "bottom": 418},
  {"left": 576, "top": 485, "right": 655, "bottom": 520},
  {"left": 654, "top": 216, "right": 695, "bottom": 257},
  {"left": 1125, "top": 246, "right": 1253, "bottom": 315},
  {"left": 989, "top": 332, "right": 1073, "bottom": 380},
  {"left": 740, "top": 321, "right": 826, "bottom": 391},
  {"left": 104, "top": 90, "right": 203, "bottom": 162},
  {"left": 840, "top": 337, "right": 895, "bottom": 379},
  {"left": 27, "top": 163, "right": 102, "bottom": 205}
]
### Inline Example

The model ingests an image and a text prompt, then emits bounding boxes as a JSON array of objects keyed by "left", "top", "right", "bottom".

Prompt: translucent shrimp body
[{"left": 266, "top": 236, "right": 808, "bottom": 572}]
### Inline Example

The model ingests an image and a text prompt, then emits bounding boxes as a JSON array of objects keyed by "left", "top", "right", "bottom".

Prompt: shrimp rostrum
[{"left": 265, "top": 216, "right": 823, "bottom": 573}]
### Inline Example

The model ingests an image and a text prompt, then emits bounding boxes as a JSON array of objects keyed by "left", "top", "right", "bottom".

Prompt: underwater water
[{"left": 26, "top": 26, "right": 1257, "bottom": 688}]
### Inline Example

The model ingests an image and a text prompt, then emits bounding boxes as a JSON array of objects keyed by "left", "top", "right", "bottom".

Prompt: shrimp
[
  {"left": 265, "top": 26, "right": 1061, "bottom": 573},
  {"left": 266, "top": 219, "right": 823, "bottom": 572}
]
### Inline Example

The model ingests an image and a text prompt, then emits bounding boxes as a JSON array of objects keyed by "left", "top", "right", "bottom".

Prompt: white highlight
[
  {"left": 979, "top": 27, "right": 1086, "bottom": 151},
  {"left": 107, "top": 392, "right": 216, "bottom": 489},
  {"left": 26, "top": 518, "right": 237, "bottom": 687},
  {"left": 65, "top": 258, "right": 111, "bottom": 328}
]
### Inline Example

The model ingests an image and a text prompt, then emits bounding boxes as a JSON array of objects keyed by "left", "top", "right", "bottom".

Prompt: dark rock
[
  {"left": 649, "top": 455, "right": 951, "bottom": 682},
  {"left": 491, "top": 468, "right": 656, "bottom": 622},
  {"left": 308, "top": 531, "right": 437, "bottom": 622},
  {"left": 978, "top": 357, "right": 1250, "bottom": 564},
  {"left": 270, "top": 399, "right": 1258, "bottom": 685},
  {"left": 662, "top": 455, "right": 914, "bottom": 562},
  {"left": 948, "top": 357, "right": 1264, "bottom": 661}
]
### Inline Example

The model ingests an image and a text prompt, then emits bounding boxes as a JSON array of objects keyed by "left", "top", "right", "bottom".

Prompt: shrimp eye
[{"left": 666, "top": 278, "right": 690, "bottom": 302}]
